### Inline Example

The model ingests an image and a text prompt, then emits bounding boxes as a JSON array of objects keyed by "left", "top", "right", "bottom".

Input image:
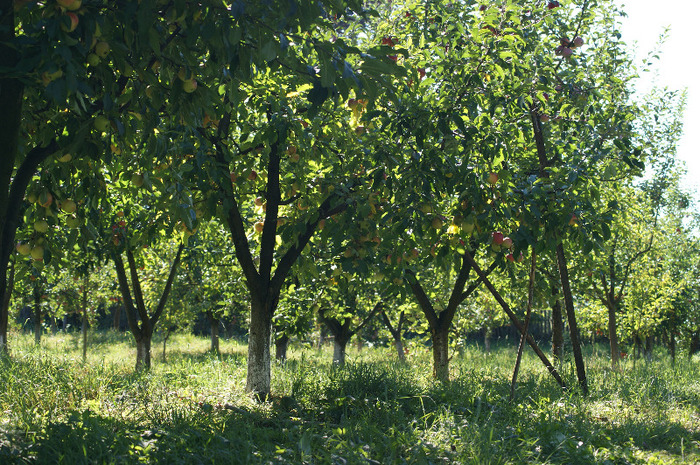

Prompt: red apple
[
  {"left": 61, "top": 12, "right": 79, "bottom": 32},
  {"left": 572, "top": 37, "right": 584, "bottom": 48},
  {"left": 501, "top": 237, "right": 513, "bottom": 248},
  {"left": 492, "top": 231, "right": 504, "bottom": 245}
]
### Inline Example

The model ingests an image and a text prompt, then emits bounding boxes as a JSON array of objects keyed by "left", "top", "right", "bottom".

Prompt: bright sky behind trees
[{"left": 616, "top": 0, "right": 700, "bottom": 197}]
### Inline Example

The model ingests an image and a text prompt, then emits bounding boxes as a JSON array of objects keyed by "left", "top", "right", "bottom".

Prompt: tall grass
[{"left": 1, "top": 330, "right": 698, "bottom": 464}]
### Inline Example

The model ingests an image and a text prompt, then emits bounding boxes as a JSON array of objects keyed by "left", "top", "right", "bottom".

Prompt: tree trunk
[
  {"left": 112, "top": 305, "right": 121, "bottom": 331},
  {"left": 394, "top": 337, "right": 405, "bottom": 362},
  {"left": 34, "top": 301, "right": 41, "bottom": 345},
  {"left": 82, "top": 274, "right": 88, "bottom": 362},
  {"left": 669, "top": 331, "right": 676, "bottom": 364},
  {"left": 136, "top": 335, "right": 152, "bottom": 370},
  {"left": 82, "top": 309, "right": 88, "bottom": 362},
  {"left": 162, "top": 330, "right": 171, "bottom": 362},
  {"left": 644, "top": 337, "right": 653, "bottom": 362},
  {"left": 246, "top": 299, "right": 272, "bottom": 398},
  {"left": 556, "top": 243, "right": 588, "bottom": 395},
  {"left": 208, "top": 312, "right": 220, "bottom": 355},
  {"left": 689, "top": 332, "right": 700, "bottom": 359},
  {"left": 607, "top": 302, "right": 620, "bottom": 367},
  {"left": 432, "top": 327, "right": 450, "bottom": 382},
  {"left": 484, "top": 327, "right": 491, "bottom": 353},
  {"left": 551, "top": 296, "right": 564, "bottom": 363},
  {"left": 333, "top": 338, "right": 348, "bottom": 365},
  {"left": 0, "top": 261, "right": 14, "bottom": 354},
  {"left": 275, "top": 334, "right": 289, "bottom": 362}
]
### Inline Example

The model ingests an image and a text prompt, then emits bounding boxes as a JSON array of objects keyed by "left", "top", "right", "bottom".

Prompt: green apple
[
  {"left": 65, "top": 215, "right": 81, "bottom": 229},
  {"left": 57, "top": 153, "right": 72, "bottom": 162},
  {"left": 182, "top": 78, "right": 197, "bottom": 93},
  {"left": 34, "top": 220, "right": 49, "bottom": 233},
  {"left": 131, "top": 173, "right": 145, "bottom": 187},
  {"left": 94, "top": 41, "right": 110, "bottom": 58},
  {"left": 94, "top": 115, "right": 111, "bottom": 132},
  {"left": 30, "top": 246, "right": 44, "bottom": 261},
  {"left": 16, "top": 243, "right": 31, "bottom": 255},
  {"left": 61, "top": 199, "right": 77, "bottom": 214},
  {"left": 87, "top": 53, "right": 100, "bottom": 66}
]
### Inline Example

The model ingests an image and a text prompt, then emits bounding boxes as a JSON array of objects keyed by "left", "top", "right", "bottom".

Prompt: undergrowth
[{"left": 0, "top": 330, "right": 698, "bottom": 464}]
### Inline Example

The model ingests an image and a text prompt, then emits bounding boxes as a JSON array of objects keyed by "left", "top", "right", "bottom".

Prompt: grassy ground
[{"left": 0, "top": 330, "right": 698, "bottom": 464}]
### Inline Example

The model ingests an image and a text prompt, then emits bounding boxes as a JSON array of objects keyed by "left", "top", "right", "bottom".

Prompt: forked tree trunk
[
  {"left": 380, "top": 310, "right": 405, "bottom": 362},
  {"left": 551, "top": 298, "right": 564, "bottom": 362},
  {"left": 275, "top": 334, "right": 289, "bottom": 362},
  {"left": 432, "top": 327, "right": 450, "bottom": 382},
  {"left": 136, "top": 336, "right": 152, "bottom": 370},
  {"left": 246, "top": 299, "right": 272, "bottom": 397}
]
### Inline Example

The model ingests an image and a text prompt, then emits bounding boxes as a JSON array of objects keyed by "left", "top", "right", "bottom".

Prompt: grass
[{"left": 0, "top": 330, "right": 698, "bottom": 464}]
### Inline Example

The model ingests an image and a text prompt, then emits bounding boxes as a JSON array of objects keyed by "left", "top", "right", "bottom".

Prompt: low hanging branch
[
  {"left": 463, "top": 250, "right": 565, "bottom": 390},
  {"left": 510, "top": 251, "right": 537, "bottom": 400}
]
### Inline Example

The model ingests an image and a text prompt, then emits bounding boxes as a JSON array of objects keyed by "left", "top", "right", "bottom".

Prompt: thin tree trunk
[
  {"left": 465, "top": 250, "right": 566, "bottom": 390},
  {"left": 644, "top": 337, "right": 653, "bottom": 362},
  {"left": 275, "top": 334, "right": 289, "bottom": 362},
  {"left": 484, "top": 328, "right": 491, "bottom": 353},
  {"left": 555, "top": 243, "right": 588, "bottom": 395},
  {"left": 670, "top": 331, "right": 676, "bottom": 364},
  {"left": 207, "top": 312, "right": 220, "bottom": 354},
  {"left": 511, "top": 252, "right": 537, "bottom": 400},
  {"left": 607, "top": 302, "right": 620, "bottom": 367},
  {"left": 33, "top": 291, "right": 41, "bottom": 345},
  {"left": 381, "top": 310, "right": 406, "bottom": 362},
  {"left": 113, "top": 305, "right": 121, "bottom": 331},
  {"left": 246, "top": 298, "right": 272, "bottom": 398},
  {"left": 82, "top": 274, "right": 88, "bottom": 362},
  {"left": 0, "top": 261, "right": 14, "bottom": 354},
  {"left": 551, "top": 291, "right": 564, "bottom": 362}
]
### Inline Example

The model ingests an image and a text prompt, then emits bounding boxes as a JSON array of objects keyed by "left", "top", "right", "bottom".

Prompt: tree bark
[
  {"left": 0, "top": 261, "right": 14, "bottom": 354},
  {"left": 607, "top": 301, "right": 620, "bottom": 367},
  {"left": 464, "top": 250, "right": 566, "bottom": 390},
  {"left": 689, "top": 332, "right": 700, "bottom": 359},
  {"left": 380, "top": 310, "right": 405, "bottom": 362},
  {"left": 246, "top": 297, "right": 272, "bottom": 397},
  {"left": 81, "top": 273, "right": 88, "bottom": 362},
  {"left": 207, "top": 312, "right": 220, "bottom": 354},
  {"left": 333, "top": 337, "right": 348, "bottom": 365},
  {"left": 112, "top": 305, "right": 121, "bottom": 331},
  {"left": 136, "top": 336, "right": 152, "bottom": 370},
  {"left": 556, "top": 244, "right": 588, "bottom": 395},
  {"left": 669, "top": 331, "right": 676, "bottom": 363},
  {"left": 484, "top": 328, "right": 491, "bottom": 353},
  {"left": 275, "top": 333, "right": 289, "bottom": 362},
  {"left": 431, "top": 327, "right": 450, "bottom": 382},
  {"left": 551, "top": 290, "right": 564, "bottom": 362}
]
